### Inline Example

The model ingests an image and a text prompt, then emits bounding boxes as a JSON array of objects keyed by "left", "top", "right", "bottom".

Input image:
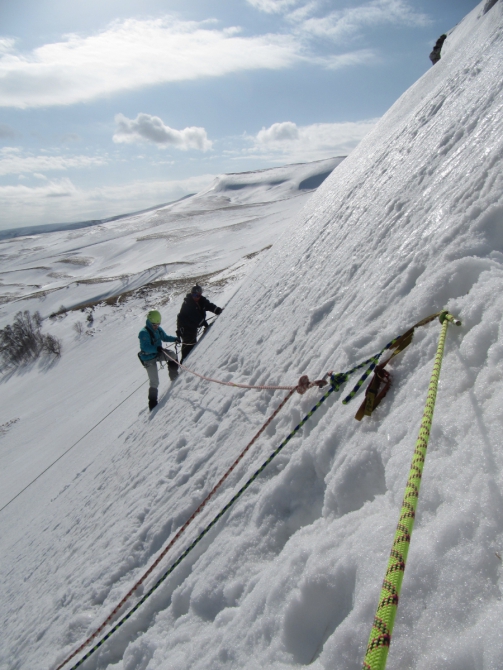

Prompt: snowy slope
[
  {"left": 2, "top": 2, "right": 503, "bottom": 670},
  {"left": 0, "top": 157, "right": 341, "bottom": 522}
]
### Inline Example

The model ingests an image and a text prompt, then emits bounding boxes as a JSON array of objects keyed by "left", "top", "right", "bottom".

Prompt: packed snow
[{"left": 1, "top": 2, "right": 503, "bottom": 669}]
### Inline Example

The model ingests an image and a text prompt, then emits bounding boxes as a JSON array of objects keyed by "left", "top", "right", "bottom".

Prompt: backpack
[{"left": 138, "top": 327, "right": 156, "bottom": 367}]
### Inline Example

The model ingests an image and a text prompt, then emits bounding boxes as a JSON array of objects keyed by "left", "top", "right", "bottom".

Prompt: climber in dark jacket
[
  {"left": 429, "top": 34, "right": 447, "bottom": 65},
  {"left": 176, "top": 285, "right": 222, "bottom": 362}
]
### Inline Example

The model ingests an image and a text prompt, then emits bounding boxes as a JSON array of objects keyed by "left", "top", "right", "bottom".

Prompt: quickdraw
[{"left": 353, "top": 311, "right": 458, "bottom": 421}]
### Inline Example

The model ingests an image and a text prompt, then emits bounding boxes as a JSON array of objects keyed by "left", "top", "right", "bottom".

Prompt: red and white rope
[{"left": 164, "top": 349, "right": 327, "bottom": 394}]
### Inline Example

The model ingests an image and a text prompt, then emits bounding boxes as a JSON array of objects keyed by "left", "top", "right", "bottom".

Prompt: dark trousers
[
  {"left": 144, "top": 349, "right": 175, "bottom": 387},
  {"left": 180, "top": 329, "right": 197, "bottom": 363}
]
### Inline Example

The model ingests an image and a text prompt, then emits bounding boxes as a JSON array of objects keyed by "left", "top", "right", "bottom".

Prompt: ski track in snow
[{"left": 2, "top": 3, "right": 503, "bottom": 669}]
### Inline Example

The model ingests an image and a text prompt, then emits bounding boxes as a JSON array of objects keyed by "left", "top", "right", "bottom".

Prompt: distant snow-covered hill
[{"left": 0, "top": 157, "right": 343, "bottom": 321}]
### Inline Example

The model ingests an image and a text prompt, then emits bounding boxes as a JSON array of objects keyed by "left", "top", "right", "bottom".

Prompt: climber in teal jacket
[
  {"left": 139, "top": 316, "right": 178, "bottom": 362},
  {"left": 138, "top": 310, "right": 180, "bottom": 410}
]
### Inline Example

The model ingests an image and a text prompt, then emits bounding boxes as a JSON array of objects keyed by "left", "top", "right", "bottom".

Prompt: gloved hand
[
  {"left": 157, "top": 346, "right": 163, "bottom": 353},
  {"left": 175, "top": 337, "right": 181, "bottom": 344},
  {"left": 215, "top": 307, "right": 223, "bottom": 315}
]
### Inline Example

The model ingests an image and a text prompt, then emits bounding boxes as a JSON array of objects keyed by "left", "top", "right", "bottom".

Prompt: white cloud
[
  {"left": 287, "top": 2, "right": 321, "bottom": 23},
  {"left": 314, "top": 49, "right": 377, "bottom": 69},
  {"left": 0, "top": 174, "right": 216, "bottom": 229},
  {"left": 0, "top": 177, "right": 77, "bottom": 201},
  {"left": 247, "top": 0, "right": 301, "bottom": 13},
  {"left": 0, "top": 5, "right": 419, "bottom": 109},
  {"left": 0, "top": 38, "right": 15, "bottom": 55},
  {"left": 300, "top": 0, "right": 430, "bottom": 40},
  {"left": 257, "top": 121, "right": 299, "bottom": 143},
  {"left": 248, "top": 0, "right": 429, "bottom": 34},
  {"left": 251, "top": 119, "right": 378, "bottom": 161},
  {"left": 113, "top": 113, "right": 212, "bottom": 151},
  {"left": 0, "top": 149, "right": 107, "bottom": 176},
  {"left": 0, "top": 18, "right": 302, "bottom": 109}
]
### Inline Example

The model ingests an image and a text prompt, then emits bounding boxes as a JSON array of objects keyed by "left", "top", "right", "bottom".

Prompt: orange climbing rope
[{"left": 164, "top": 350, "right": 328, "bottom": 392}]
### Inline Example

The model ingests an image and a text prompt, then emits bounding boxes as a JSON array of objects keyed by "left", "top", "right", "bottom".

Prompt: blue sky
[{"left": 0, "top": 0, "right": 477, "bottom": 230}]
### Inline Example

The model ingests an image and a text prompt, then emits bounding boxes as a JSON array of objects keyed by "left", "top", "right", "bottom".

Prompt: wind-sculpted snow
[{"left": 1, "top": 2, "right": 503, "bottom": 669}]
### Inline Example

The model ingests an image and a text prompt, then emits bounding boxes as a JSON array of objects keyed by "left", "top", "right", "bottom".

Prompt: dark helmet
[{"left": 191, "top": 285, "right": 203, "bottom": 296}]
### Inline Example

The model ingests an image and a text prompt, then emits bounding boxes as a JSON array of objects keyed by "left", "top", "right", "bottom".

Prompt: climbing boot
[
  {"left": 167, "top": 353, "right": 179, "bottom": 381},
  {"left": 148, "top": 387, "right": 158, "bottom": 411}
]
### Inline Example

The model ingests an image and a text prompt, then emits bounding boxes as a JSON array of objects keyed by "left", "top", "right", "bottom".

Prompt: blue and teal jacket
[{"left": 138, "top": 320, "right": 178, "bottom": 362}]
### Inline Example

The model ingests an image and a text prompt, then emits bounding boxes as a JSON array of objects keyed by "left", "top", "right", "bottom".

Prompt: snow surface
[
  {"left": 0, "top": 157, "right": 341, "bottom": 521},
  {"left": 1, "top": 2, "right": 503, "bottom": 669}
]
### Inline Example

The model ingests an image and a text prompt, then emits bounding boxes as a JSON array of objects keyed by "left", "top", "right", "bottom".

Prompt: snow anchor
[
  {"left": 362, "top": 311, "right": 461, "bottom": 670},
  {"left": 345, "top": 311, "right": 449, "bottom": 420},
  {"left": 355, "top": 365, "right": 391, "bottom": 421}
]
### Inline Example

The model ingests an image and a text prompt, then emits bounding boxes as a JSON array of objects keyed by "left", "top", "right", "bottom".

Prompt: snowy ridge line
[
  {"left": 0, "top": 380, "right": 147, "bottom": 515},
  {"left": 364, "top": 313, "right": 461, "bottom": 670},
  {"left": 55, "top": 386, "right": 298, "bottom": 670},
  {"left": 57, "top": 313, "right": 447, "bottom": 670},
  {"left": 62, "top": 370, "right": 355, "bottom": 670}
]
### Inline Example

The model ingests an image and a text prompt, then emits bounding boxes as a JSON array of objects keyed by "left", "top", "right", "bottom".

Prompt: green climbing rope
[{"left": 362, "top": 311, "right": 461, "bottom": 670}]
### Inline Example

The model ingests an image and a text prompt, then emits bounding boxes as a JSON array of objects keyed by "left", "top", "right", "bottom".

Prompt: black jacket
[{"left": 177, "top": 294, "right": 219, "bottom": 334}]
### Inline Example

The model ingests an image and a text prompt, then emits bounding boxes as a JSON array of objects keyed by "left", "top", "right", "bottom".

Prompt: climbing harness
[
  {"left": 138, "top": 325, "right": 175, "bottom": 368},
  {"left": 138, "top": 323, "right": 157, "bottom": 367},
  {"left": 362, "top": 311, "right": 461, "bottom": 670}
]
